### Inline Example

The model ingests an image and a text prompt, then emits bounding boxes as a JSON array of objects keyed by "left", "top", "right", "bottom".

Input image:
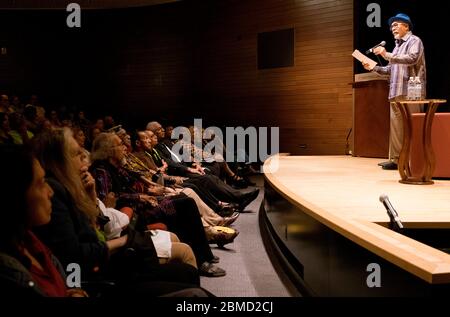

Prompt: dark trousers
[
  {"left": 136, "top": 194, "right": 214, "bottom": 266},
  {"left": 182, "top": 180, "right": 221, "bottom": 210},
  {"left": 101, "top": 256, "right": 203, "bottom": 297},
  {"left": 166, "top": 195, "right": 215, "bottom": 266},
  {"left": 193, "top": 174, "right": 245, "bottom": 203}
]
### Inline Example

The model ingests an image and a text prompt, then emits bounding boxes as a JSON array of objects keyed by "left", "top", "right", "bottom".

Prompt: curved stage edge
[{"left": 260, "top": 155, "right": 450, "bottom": 296}]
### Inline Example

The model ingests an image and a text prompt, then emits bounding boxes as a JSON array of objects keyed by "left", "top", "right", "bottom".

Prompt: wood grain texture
[
  {"left": 193, "top": 0, "right": 353, "bottom": 155},
  {"left": 95, "top": 0, "right": 354, "bottom": 154},
  {"left": 353, "top": 79, "right": 390, "bottom": 158},
  {"left": 263, "top": 155, "right": 450, "bottom": 283},
  {"left": 0, "top": 0, "right": 181, "bottom": 9},
  {"left": 0, "top": 0, "right": 353, "bottom": 155}
]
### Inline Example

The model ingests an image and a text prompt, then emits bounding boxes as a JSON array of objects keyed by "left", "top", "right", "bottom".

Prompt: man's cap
[{"left": 388, "top": 13, "right": 413, "bottom": 30}]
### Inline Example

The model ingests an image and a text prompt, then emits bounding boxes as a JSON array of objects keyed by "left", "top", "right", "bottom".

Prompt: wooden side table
[{"left": 394, "top": 99, "right": 447, "bottom": 185}]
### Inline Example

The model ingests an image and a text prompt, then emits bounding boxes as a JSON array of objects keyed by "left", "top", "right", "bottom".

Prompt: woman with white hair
[{"left": 90, "top": 132, "right": 229, "bottom": 277}]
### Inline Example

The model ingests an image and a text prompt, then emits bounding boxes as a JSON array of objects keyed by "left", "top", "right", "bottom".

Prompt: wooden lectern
[{"left": 352, "top": 73, "right": 390, "bottom": 158}]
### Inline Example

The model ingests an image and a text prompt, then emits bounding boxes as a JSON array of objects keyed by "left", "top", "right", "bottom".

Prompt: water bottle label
[
  {"left": 407, "top": 78, "right": 415, "bottom": 100},
  {"left": 416, "top": 83, "right": 422, "bottom": 100}
]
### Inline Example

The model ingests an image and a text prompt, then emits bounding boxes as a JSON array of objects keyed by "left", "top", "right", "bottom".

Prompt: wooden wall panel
[
  {"left": 194, "top": 0, "right": 353, "bottom": 155},
  {"left": 0, "top": 0, "right": 353, "bottom": 155},
  {"left": 0, "top": 0, "right": 181, "bottom": 9},
  {"left": 82, "top": 0, "right": 353, "bottom": 155}
]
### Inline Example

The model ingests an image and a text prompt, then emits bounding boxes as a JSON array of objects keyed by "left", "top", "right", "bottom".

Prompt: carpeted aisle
[{"left": 200, "top": 176, "right": 294, "bottom": 297}]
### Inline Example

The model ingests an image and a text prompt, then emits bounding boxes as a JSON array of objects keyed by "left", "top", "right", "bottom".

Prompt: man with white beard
[{"left": 363, "top": 13, "right": 426, "bottom": 170}]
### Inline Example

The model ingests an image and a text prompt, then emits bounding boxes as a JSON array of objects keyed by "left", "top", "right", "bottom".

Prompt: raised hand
[{"left": 80, "top": 166, "right": 96, "bottom": 201}]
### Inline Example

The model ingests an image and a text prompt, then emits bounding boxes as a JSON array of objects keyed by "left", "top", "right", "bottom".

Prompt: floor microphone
[{"left": 379, "top": 194, "right": 404, "bottom": 231}]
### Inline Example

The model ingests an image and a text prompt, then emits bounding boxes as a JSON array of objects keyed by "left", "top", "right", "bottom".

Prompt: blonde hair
[{"left": 33, "top": 127, "right": 98, "bottom": 220}]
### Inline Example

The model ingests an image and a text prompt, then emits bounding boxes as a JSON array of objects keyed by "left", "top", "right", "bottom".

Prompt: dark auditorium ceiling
[{"left": 0, "top": 0, "right": 182, "bottom": 9}]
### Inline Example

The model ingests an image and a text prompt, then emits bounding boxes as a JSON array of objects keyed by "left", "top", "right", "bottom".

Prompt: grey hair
[
  {"left": 146, "top": 121, "right": 160, "bottom": 132},
  {"left": 90, "top": 132, "right": 116, "bottom": 162},
  {"left": 116, "top": 128, "right": 126, "bottom": 137}
]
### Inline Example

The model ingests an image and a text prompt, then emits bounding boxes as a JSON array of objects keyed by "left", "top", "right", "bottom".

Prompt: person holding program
[{"left": 363, "top": 13, "right": 426, "bottom": 170}]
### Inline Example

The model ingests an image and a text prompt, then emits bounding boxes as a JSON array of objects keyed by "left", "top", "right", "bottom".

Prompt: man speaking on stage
[{"left": 363, "top": 13, "right": 426, "bottom": 170}]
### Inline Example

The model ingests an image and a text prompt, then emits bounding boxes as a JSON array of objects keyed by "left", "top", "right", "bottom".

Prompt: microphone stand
[
  {"left": 379, "top": 195, "right": 404, "bottom": 233},
  {"left": 375, "top": 55, "right": 383, "bottom": 66}
]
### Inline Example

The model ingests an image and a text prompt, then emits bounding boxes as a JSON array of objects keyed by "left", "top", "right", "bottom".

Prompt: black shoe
[
  {"left": 210, "top": 255, "right": 220, "bottom": 263},
  {"left": 243, "top": 176, "right": 256, "bottom": 186},
  {"left": 378, "top": 161, "right": 391, "bottom": 167},
  {"left": 382, "top": 162, "right": 398, "bottom": 170},
  {"left": 227, "top": 174, "right": 248, "bottom": 189},
  {"left": 217, "top": 204, "right": 238, "bottom": 217},
  {"left": 199, "top": 262, "right": 226, "bottom": 277},
  {"left": 238, "top": 188, "right": 260, "bottom": 211}
]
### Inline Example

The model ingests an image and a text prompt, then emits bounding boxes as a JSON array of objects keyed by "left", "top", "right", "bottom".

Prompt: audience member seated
[
  {"left": 74, "top": 110, "right": 91, "bottom": 136},
  {"left": 100, "top": 198, "right": 197, "bottom": 269},
  {"left": 0, "top": 144, "right": 87, "bottom": 297},
  {"left": 143, "top": 125, "right": 260, "bottom": 212},
  {"left": 80, "top": 146, "right": 199, "bottom": 269},
  {"left": 10, "top": 95, "right": 24, "bottom": 113},
  {"left": 22, "top": 106, "right": 39, "bottom": 134},
  {"left": 131, "top": 130, "right": 240, "bottom": 226},
  {"left": 25, "top": 94, "right": 46, "bottom": 124},
  {"left": 8, "top": 112, "right": 34, "bottom": 145},
  {"left": 93, "top": 118, "right": 105, "bottom": 131},
  {"left": 32, "top": 128, "right": 210, "bottom": 295},
  {"left": 0, "top": 113, "right": 14, "bottom": 144},
  {"left": 49, "top": 110, "right": 62, "bottom": 128},
  {"left": 0, "top": 94, "right": 14, "bottom": 113},
  {"left": 0, "top": 87, "right": 262, "bottom": 289},
  {"left": 103, "top": 115, "right": 115, "bottom": 131},
  {"left": 72, "top": 126, "right": 90, "bottom": 163},
  {"left": 116, "top": 127, "right": 132, "bottom": 153},
  {"left": 89, "top": 132, "right": 228, "bottom": 277},
  {"left": 121, "top": 129, "right": 238, "bottom": 228},
  {"left": 88, "top": 126, "right": 102, "bottom": 149}
]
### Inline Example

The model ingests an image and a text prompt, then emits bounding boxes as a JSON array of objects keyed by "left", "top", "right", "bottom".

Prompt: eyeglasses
[{"left": 390, "top": 22, "right": 407, "bottom": 29}]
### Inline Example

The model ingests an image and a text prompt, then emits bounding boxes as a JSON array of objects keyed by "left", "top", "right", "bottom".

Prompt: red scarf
[{"left": 24, "top": 231, "right": 67, "bottom": 297}]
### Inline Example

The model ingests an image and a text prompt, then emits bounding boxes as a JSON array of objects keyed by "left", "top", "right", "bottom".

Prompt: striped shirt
[{"left": 373, "top": 31, "right": 426, "bottom": 100}]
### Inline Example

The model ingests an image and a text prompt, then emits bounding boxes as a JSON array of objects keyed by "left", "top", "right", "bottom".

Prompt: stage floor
[
  {"left": 264, "top": 155, "right": 450, "bottom": 228},
  {"left": 263, "top": 155, "right": 450, "bottom": 284}
]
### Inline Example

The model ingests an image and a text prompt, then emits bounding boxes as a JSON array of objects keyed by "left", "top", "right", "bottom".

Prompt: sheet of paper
[{"left": 352, "top": 49, "right": 377, "bottom": 69}]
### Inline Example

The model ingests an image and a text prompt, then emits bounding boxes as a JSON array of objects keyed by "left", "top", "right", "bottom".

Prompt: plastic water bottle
[
  {"left": 407, "top": 77, "right": 415, "bottom": 100},
  {"left": 414, "top": 77, "right": 422, "bottom": 100}
]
